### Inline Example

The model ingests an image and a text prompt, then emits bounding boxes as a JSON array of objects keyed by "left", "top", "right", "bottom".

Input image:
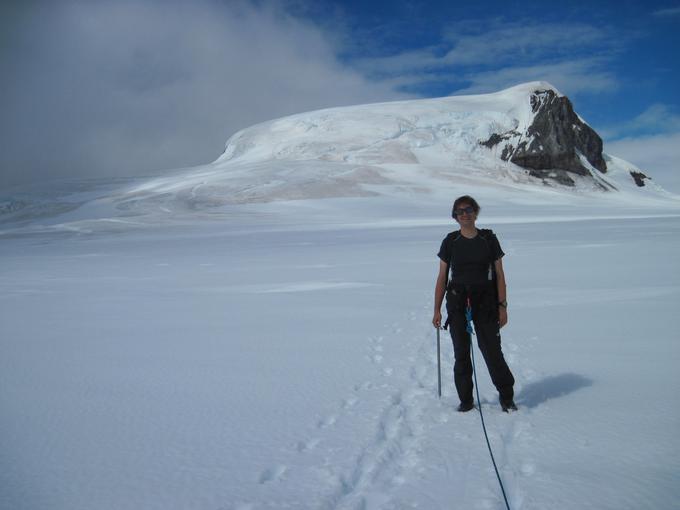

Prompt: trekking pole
[{"left": 436, "top": 326, "right": 442, "bottom": 398}]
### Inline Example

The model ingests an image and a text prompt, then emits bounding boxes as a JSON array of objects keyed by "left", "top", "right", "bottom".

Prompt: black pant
[{"left": 446, "top": 285, "right": 514, "bottom": 404}]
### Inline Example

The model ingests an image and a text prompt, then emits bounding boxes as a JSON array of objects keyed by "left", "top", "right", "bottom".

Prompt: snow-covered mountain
[
  {"left": 1, "top": 82, "right": 677, "bottom": 235},
  {"left": 116, "top": 81, "right": 664, "bottom": 209}
]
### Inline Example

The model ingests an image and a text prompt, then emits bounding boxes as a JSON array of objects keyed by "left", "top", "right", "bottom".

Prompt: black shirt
[{"left": 438, "top": 230, "right": 504, "bottom": 286}]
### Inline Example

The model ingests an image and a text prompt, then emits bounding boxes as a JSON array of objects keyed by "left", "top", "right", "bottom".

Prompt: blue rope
[{"left": 466, "top": 303, "right": 512, "bottom": 510}]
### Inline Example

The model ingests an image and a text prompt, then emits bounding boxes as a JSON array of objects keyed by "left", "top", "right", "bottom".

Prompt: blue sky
[
  {"left": 303, "top": 0, "right": 680, "bottom": 136},
  {"left": 2, "top": 0, "right": 679, "bottom": 191}
]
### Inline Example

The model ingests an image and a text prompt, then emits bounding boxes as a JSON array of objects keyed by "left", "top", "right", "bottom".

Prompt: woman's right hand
[{"left": 432, "top": 310, "right": 442, "bottom": 329}]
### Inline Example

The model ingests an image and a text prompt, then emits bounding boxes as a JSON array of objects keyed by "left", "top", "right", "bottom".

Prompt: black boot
[
  {"left": 500, "top": 398, "right": 517, "bottom": 412},
  {"left": 457, "top": 400, "right": 474, "bottom": 412}
]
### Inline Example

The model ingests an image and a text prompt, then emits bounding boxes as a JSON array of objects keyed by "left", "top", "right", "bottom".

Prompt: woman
[{"left": 432, "top": 195, "right": 516, "bottom": 412}]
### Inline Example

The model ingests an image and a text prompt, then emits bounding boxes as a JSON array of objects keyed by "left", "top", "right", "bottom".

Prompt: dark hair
[{"left": 451, "top": 195, "right": 480, "bottom": 218}]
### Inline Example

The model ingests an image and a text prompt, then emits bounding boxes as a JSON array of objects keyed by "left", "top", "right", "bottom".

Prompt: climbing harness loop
[{"left": 465, "top": 297, "right": 474, "bottom": 335}]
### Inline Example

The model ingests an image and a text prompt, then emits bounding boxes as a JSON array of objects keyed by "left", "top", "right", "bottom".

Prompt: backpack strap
[
  {"left": 446, "top": 230, "right": 461, "bottom": 291},
  {"left": 478, "top": 228, "right": 498, "bottom": 286},
  {"left": 477, "top": 228, "right": 494, "bottom": 246}
]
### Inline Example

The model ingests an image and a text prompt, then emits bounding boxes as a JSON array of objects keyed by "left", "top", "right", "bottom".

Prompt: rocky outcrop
[
  {"left": 630, "top": 170, "right": 650, "bottom": 187},
  {"left": 481, "top": 89, "right": 607, "bottom": 186}
]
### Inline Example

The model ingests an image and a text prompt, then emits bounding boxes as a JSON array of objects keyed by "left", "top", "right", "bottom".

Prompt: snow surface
[
  {"left": 2, "top": 189, "right": 680, "bottom": 510},
  {"left": 2, "top": 82, "right": 680, "bottom": 510}
]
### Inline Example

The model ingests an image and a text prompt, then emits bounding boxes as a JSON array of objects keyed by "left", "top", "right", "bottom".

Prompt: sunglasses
[{"left": 453, "top": 206, "right": 475, "bottom": 217}]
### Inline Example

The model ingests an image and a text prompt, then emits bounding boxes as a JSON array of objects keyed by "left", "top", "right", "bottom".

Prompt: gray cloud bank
[{"left": 0, "top": 0, "right": 408, "bottom": 189}]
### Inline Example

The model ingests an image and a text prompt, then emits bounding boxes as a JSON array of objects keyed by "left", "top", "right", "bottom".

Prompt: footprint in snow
[
  {"left": 317, "top": 415, "right": 337, "bottom": 429},
  {"left": 258, "top": 465, "right": 287, "bottom": 484},
  {"left": 225, "top": 504, "right": 254, "bottom": 510},
  {"left": 520, "top": 462, "right": 536, "bottom": 476},
  {"left": 296, "top": 438, "right": 320, "bottom": 453},
  {"left": 511, "top": 419, "right": 533, "bottom": 440},
  {"left": 435, "top": 413, "right": 450, "bottom": 424},
  {"left": 354, "top": 381, "right": 373, "bottom": 391},
  {"left": 342, "top": 396, "right": 358, "bottom": 409},
  {"left": 478, "top": 497, "right": 497, "bottom": 509},
  {"left": 521, "top": 368, "right": 538, "bottom": 379}
]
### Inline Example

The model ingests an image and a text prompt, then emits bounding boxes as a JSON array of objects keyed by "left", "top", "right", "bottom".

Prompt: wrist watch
[{"left": 498, "top": 300, "right": 508, "bottom": 308}]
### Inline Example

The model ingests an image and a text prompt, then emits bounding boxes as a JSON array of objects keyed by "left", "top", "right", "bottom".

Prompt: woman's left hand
[{"left": 498, "top": 307, "right": 508, "bottom": 328}]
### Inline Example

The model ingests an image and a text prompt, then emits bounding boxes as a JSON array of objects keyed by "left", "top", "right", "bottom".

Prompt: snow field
[{"left": 1, "top": 208, "right": 679, "bottom": 509}]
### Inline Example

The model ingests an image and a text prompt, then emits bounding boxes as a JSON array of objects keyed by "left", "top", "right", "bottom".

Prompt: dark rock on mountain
[
  {"left": 481, "top": 89, "right": 607, "bottom": 186},
  {"left": 479, "top": 132, "right": 519, "bottom": 149},
  {"left": 630, "top": 170, "right": 650, "bottom": 187}
]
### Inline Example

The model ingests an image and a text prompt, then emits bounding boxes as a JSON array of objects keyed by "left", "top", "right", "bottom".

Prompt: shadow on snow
[{"left": 516, "top": 373, "right": 593, "bottom": 409}]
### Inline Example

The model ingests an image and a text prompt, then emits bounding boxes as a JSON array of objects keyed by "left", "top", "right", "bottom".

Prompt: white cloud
[
  {"left": 652, "top": 6, "right": 680, "bottom": 17},
  {"left": 352, "top": 19, "right": 619, "bottom": 98},
  {"left": 0, "top": 0, "right": 411, "bottom": 189},
  {"left": 354, "top": 48, "right": 442, "bottom": 75},
  {"left": 441, "top": 21, "right": 609, "bottom": 67},
  {"left": 599, "top": 104, "right": 680, "bottom": 139},
  {"left": 605, "top": 132, "right": 680, "bottom": 194},
  {"left": 450, "top": 59, "right": 618, "bottom": 96}
]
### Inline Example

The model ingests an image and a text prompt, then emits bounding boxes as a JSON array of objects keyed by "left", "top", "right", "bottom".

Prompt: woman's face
[{"left": 454, "top": 202, "right": 477, "bottom": 226}]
